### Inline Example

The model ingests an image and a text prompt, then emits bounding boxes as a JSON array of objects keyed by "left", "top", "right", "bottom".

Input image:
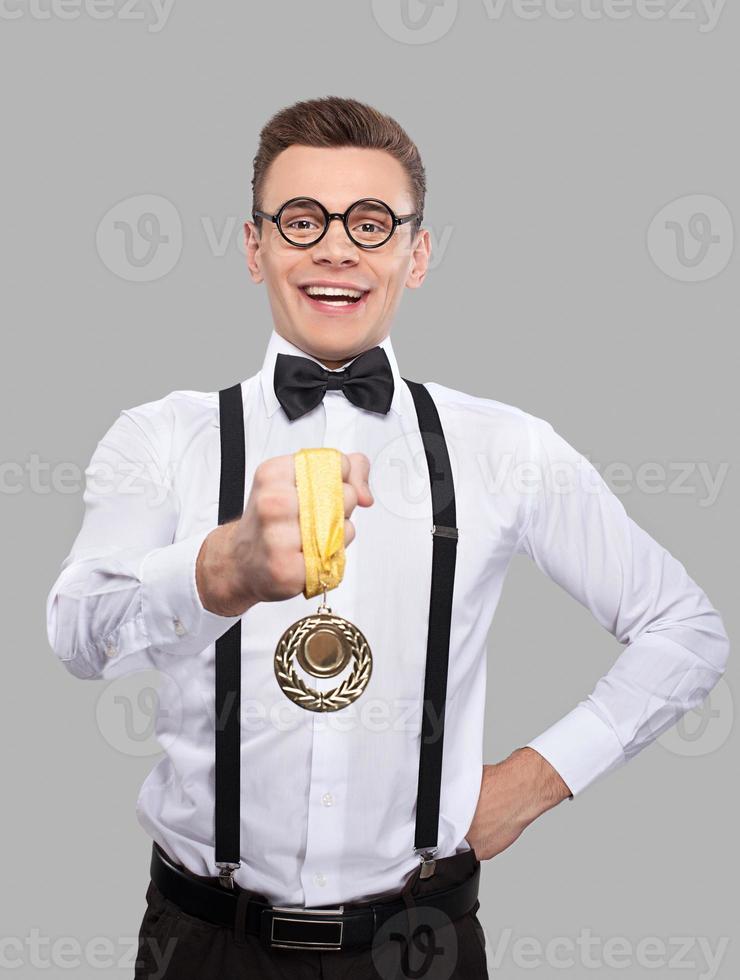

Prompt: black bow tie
[{"left": 273, "top": 346, "right": 395, "bottom": 421}]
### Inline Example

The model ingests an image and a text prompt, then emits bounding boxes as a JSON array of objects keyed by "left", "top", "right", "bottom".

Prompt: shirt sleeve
[
  {"left": 45, "top": 407, "right": 240, "bottom": 680},
  {"left": 514, "top": 414, "right": 730, "bottom": 798}
]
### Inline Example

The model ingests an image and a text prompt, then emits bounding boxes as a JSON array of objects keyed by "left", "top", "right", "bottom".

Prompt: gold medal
[
  {"left": 274, "top": 448, "right": 373, "bottom": 712},
  {"left": 274, "top": 583, "right": 373, "bottom": 713}
]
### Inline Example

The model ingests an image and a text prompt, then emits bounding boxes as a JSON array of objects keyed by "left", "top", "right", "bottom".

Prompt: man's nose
[{"left": 311, "top": 217, "right": 359, "bottom": 262}]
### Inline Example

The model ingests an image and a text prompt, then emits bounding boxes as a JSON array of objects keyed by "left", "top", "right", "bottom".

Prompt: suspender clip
[
  {"left": 431, "top": 525, "right": 458, "bottom": 539},
  {"left": 216, "top": 861, "right": 240, "bottom": 890},
  {"left": 415, "top": 847, "right": 438, "bottom": 880}
]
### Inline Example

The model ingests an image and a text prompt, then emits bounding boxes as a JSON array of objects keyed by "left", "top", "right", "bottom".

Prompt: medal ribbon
[{"left": 294, "top": 447, "right": 346, "bottom": 600}]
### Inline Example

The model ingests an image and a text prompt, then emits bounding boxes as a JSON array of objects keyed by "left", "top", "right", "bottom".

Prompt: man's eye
[{"left": 287, "top": 219, "right": 319, "bottom": 230}]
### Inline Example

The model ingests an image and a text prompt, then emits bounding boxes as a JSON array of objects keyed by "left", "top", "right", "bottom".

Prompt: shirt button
[
  {"left": 313, "top": 872, "right": 327, "bottom": 887},
  {"left": 173, "top": 618, "right": 186, "bottom": 636},
  {"left": 104, "top": 642, "right": 117, "bottom": 658},
  {"left": 321, "top": 793, "right": 335, "bottom": 807}
]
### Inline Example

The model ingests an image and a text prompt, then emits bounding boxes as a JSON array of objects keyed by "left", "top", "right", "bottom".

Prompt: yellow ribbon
[{"left": 294, "top": 447, "right": 346, "bottom": 600}]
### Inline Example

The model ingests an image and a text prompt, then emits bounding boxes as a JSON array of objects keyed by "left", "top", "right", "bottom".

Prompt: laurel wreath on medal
[{"left": 274, "top": 614, "right": 372, "bottom": 713}]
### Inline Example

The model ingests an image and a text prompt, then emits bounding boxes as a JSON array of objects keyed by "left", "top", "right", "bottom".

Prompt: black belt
[{"left": 151, "top": 842, "right": 480, "bottom": 953}]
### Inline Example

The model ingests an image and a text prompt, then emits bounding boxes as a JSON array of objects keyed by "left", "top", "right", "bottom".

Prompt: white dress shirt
[{"left": 46, "top": 327, "right": 730, "bottom": 906}]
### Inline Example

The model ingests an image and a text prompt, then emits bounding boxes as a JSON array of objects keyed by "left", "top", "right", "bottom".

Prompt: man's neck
[
  {"left": 276, "top": 328, "right": 388, "bottom": 371},
  {"left": 319, "top": 357, "right": 350, "bottom": 370}
]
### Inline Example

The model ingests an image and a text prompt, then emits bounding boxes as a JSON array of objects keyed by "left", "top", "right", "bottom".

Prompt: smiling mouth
[{"left": 299, "top": 285, "right": 369, "bottom": 308}]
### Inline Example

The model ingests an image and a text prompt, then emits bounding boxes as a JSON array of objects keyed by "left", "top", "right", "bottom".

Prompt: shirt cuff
[
  {"left": 525, "top": 702, "right": 627, "bottom": 798},
  {"left": 139, "top": 527, "right": 242, "bottom": 657}
]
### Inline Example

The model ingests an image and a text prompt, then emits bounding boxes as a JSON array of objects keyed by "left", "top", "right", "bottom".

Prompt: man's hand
[
  {"left": 196, "top": 451, "right": 374, "bottom": 616},
  {"left": 464, "top": 747, "right": 572, "bottom": 861}
]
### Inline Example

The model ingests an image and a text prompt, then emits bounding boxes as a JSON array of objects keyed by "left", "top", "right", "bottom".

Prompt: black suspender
[
  {"left": 214, "top": 385, "right": 245, "bottom": 888},
  {"left": 213, "top": 378, "right": 458, "bottom": 887},
  {"left": 403, "top": 378, "right": 459, "bottom": 878}
]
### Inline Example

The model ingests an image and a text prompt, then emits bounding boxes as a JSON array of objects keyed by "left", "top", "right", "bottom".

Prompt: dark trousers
[{"left": 134, "top": 849, "right": 489, "bottom": 979}]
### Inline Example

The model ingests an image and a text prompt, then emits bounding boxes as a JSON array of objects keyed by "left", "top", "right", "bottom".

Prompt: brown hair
[{"left": 251, "top": 95, "right": 426, "bottom": 238}]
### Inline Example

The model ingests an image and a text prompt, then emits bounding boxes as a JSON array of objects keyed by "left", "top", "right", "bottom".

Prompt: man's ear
[
  {"left": 244, "top": 220, "right": 264, "bottom": 283},
  {"left": 405, "top": 227, "right": 431, "bottom": 290}
]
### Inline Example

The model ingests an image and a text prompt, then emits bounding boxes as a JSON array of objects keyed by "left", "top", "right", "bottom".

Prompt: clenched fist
[{"left": 196, "top": 451, "right": 373, "bottom": 617}]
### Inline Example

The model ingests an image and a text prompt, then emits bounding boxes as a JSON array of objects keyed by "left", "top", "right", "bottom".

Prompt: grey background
[{"left": 2, "top": 2, "right": 737, "bottom": 976}]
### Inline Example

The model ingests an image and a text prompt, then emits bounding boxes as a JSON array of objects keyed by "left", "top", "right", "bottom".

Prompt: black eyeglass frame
[{"left": 252, "top": 196, "right": 421, "bottom": 249}]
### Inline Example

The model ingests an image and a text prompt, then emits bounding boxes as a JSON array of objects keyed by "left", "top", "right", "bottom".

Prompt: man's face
[{"left": 244, "top": 145, "right": 431, "bottom": 368}]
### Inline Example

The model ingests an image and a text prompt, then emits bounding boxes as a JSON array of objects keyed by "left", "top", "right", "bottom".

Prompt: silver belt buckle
[{"left": 266, "top": 904, "right": 345, "bottom": 951}]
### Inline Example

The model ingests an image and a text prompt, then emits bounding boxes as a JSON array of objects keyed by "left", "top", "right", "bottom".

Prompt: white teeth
[{"left": 303, "top": 285, "right": 364, "bottom": 299}]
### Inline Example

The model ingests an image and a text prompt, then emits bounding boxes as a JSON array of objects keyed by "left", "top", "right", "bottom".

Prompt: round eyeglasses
[{"left": 252, "top": 197, "right": 420, "bottom": 249}]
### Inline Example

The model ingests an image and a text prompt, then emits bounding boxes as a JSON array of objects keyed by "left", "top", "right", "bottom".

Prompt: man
[{"left": 46, "top": 96, "right": 729, "bottom": 979}]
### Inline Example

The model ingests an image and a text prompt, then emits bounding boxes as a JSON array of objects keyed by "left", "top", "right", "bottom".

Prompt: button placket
[{"left": 298, "top": 393, "right": 354, "bottom": 904}]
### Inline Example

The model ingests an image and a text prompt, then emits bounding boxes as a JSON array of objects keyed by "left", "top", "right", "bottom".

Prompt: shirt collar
[{"left": 258, "top": 328, "right": 405, "bottom": 419}]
